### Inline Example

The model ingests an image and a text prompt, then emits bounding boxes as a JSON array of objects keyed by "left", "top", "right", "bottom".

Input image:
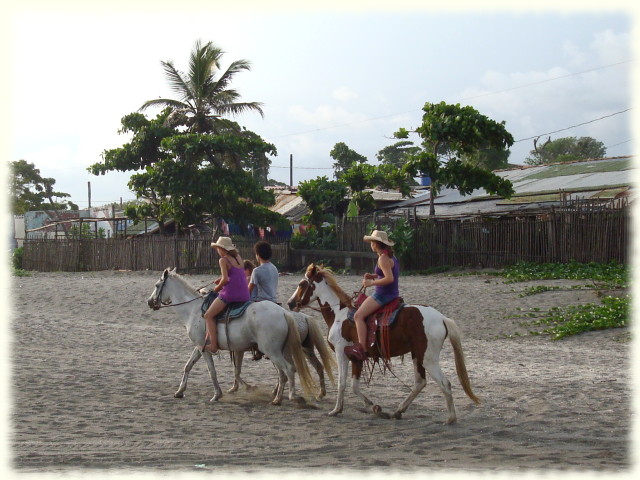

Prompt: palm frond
[
  {"left": 216, "top": 101, "right": 264, "bottom": 118},
  {"left": 161, "top": 61, "right": 195, "bottom": 103},
  {"left": 189, "top": 41, "right": 223, "bottom": 102},
  {"left": 215, "top": 60, "right": 252, "bottom": 90},
  {"left": 139, "top": 98, "right": 189, "bottom": 112}
]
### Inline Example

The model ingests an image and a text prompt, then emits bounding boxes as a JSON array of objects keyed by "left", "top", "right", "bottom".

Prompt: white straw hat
[
  {"left": 363, "top": 230, "right": 395, "bottom": 246},
  {"left": 210, "top": 236, "right": 237, "bottom": 251}
]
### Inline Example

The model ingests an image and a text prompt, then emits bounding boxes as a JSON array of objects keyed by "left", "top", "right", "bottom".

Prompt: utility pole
[
  {"left": 289, "top": 154, "right": 293, "bottom": 189},
  {"left": 87, "top": 181, "right": 92, "bottom": 210}
]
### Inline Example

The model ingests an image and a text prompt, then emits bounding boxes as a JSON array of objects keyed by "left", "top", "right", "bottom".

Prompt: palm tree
[{"left": 139, "top": 40, "right": 264, "bottom": 135}]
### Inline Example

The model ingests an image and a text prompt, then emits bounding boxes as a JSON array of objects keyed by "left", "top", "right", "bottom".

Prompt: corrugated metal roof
[{"left": 385, "top": 156, "right": 635, "bottom": 217}]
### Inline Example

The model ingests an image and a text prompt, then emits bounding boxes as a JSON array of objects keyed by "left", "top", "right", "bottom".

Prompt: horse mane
[
  {"left": 309, "top": 265, "right": 353, "bottom": 308},
  {"left": 169, "top": 270, "right": 200, "bottom": 294}
]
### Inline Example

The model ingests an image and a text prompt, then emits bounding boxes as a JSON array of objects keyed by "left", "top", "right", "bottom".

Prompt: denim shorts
[{"left": 372, "top": 292, "right": 397, "bottom": 306}]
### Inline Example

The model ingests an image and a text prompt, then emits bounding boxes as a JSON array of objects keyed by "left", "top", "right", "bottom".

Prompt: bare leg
[
  {"left": 353, "top": 296, "right": 382, "bottom": 347},
  {"left": 203, "top": 297, "right": 226, "bottom": 353}
]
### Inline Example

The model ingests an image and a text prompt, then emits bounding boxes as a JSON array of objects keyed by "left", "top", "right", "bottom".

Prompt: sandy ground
[{"left": 4, "top": 269, "right": 634, "bottom": 477}]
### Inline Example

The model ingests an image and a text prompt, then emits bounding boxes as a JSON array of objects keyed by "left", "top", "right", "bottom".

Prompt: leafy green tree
[
  {"left": 462, "top": 146, "right": 511, "bottom": 171},
  {"left": 89, "top": 110, "right": 287, "bottom": 233},
  {"left": 139, "top": 39, "right": 263, "bottom": 137},
  {"left": 296, "top": 176, "right": 349, "bottom": 228},
  {"left": 525, "top": 136, "right": 607, "bottom": 166},
  {"left": 376, "top": 140, "right": 420, "bottom": 169},
  {"left": 8, "top": 160, "right": 76, "bottom": 214},
  {"left": 330, "top": 142, "right": 367, "bottom": 179},
  {"left": 340, "top": 163, "right": 412, "bottom": 215},
  {"left": 396, "top": 101, "right": 515, "bottom": 216}
]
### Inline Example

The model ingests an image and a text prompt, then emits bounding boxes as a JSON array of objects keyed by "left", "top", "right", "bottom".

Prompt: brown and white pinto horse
[{"left": 287, "top": 264, "right": 480, "bottom": 424}]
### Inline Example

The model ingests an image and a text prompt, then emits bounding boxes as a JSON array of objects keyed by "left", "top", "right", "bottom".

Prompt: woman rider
[
  {"left": 202, "top": 237, "right": 250, "bottom": 353},
  {"left": 344, "top": 230, "right": 399, "bottom": 362}
]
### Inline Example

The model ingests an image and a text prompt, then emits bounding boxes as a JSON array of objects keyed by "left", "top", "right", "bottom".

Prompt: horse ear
[
  {"left": 170, "top": 267, "right": 177, "bottom": 274},
  {"left": 163, "top": 268, "right": 169, "bottom": 279}
]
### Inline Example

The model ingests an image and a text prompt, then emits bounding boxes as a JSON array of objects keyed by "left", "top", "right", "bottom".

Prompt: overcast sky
[{"left": 4, "top": 1, "right": 636, "bottom": 209}]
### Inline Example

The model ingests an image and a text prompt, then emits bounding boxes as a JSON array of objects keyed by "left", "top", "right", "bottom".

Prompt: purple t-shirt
[{"left": 374, "top": 255, "right": 399, "bottom": 297}]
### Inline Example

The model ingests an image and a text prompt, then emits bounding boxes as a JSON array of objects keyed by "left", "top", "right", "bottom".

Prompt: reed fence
[{"left": 22, "top": 199, "right": 629, "bottom": 273}]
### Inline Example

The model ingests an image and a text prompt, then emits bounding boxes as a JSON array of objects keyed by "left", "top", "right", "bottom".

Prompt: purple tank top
[
  {"left": 374, "top": 255, "right": 399, "bottom": 297},
  {"left": 219, "top": 262, "right": 250, "bottom": 303}
]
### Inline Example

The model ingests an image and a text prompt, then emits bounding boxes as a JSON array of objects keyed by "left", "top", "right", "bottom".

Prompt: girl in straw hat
[
  {"left": 344, "top": 230, "right": 400, "bottom": 362},
  {"left": 202, "top": 236, "right": 251, "bottom": 353}
]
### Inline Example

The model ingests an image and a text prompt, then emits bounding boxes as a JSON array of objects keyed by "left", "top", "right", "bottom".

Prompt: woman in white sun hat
[
  {"left": 344, "top": 229, "right": 400, "bottom": 362},
  {"left": 202, "top": 236, "right": 250, "bottom": 353}
]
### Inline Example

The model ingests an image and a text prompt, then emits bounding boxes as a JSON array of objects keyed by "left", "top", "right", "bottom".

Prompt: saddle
[
  {"left": 200, "top": 291, "right": 252, "bottom": 321},
  {"left": 348, "top": 293, "right": 404, "bottom": 360}
]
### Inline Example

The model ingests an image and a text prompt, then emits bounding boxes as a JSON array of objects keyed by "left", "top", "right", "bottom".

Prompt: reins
[{"left": 152, "top": 274, "right": 206, "bottom": 309}]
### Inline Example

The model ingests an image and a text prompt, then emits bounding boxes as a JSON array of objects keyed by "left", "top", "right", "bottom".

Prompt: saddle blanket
[{"left": 200, "top": 291, "right": 252, "bottom": 320}]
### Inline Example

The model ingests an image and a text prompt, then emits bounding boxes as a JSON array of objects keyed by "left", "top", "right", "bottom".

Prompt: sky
[{"left": 3, "top": 0, "right": 637, "bottom": 210}]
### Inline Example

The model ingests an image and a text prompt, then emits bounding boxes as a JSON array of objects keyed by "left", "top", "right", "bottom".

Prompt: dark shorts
[{"left": 372, "top": 292, "right": 397, "bottom": 306}]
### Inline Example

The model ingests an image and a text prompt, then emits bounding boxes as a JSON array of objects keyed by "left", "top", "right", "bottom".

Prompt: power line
[
  {"left": 514, "top": 108, "right": 632, "bottom": 143},
  {"left": 606, "top": 139, "right": 633, "bottom": 149},
  {"left": 265, "top": 60, "right": 632, "bottom": 141}
]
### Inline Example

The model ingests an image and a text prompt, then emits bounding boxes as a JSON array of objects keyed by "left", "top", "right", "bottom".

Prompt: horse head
[
  {"left": 287, "top": 263, "right": 352, "bottom": 312},
  {"left": 147, "top": 267, "right": 177, "bottom": 310}
]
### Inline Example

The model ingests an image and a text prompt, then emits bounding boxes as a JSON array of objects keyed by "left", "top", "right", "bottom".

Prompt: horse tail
[
  {"left": 305, "top": 314, "right": 337, "bottom": 386},
  {"left": 284, "top": 311, "right": 317, "bottom": 397},
  {"left": 443, "top": 317, "right": 481, "bottom": 405}
]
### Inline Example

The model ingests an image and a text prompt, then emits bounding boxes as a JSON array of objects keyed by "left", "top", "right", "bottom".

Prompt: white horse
[
  {"left": 147, "top": 268, "right": 333, "bottom": 404},
  {"left": 287, "top": 264, "right": 480, "bottom": 423}
]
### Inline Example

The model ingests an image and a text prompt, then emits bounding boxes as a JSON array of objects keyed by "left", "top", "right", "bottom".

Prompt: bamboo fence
[{"left": 22, "top": 200, "right": 629, "bottom": 272}]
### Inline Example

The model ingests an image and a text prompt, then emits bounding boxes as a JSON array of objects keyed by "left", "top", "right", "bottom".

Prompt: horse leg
[
  {"left": 351, "top": 361, "right": 375, "bottom": 411},
  {"left": 175, "top": 347, "right": 202, "bottom": 398},
  {"left": 305, "top": 348, "right": 326, "bottom": 400},
  {"left": 391, "top": 355, "right": 427, "bottom": 419},
  {"left": 424, "top": 352, "right": 456, "bottom": 424},
  {"left": 201, "top": 351, "right": 223, "bottom": 402},
  {"left": 328, "top": 350, "right": 350, "bottom": 416},
  {"left": 269, "top": 366, "right": 287, "bottom": 405},
  {"left": 268, "top": 351, "right": 299, "bottom": 403},
  {"left": 228, "top": 351, "right": 252, "bottom": 393}
]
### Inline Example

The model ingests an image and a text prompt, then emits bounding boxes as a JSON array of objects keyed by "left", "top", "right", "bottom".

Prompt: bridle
[
  {"left": 151, "top": 273, "right": 205, "bottom": 310},
  {"left": 293, "top": 276, "right": 322, "bottom": 313},
  {"left": 293, "top": 275, "right": 361, "bottom": 314}
]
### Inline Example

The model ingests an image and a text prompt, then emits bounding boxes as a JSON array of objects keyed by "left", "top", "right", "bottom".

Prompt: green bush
[
  {"left": 12, "top": 247, "right": 23, "bottom": 269},
  {"left": 291, "top": 224, "right": 337, "bottom": 250}
]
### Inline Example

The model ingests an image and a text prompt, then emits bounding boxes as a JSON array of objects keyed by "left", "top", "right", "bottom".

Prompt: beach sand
[{"left": 6, "top": 269, "right": 633, "bottom": 476}]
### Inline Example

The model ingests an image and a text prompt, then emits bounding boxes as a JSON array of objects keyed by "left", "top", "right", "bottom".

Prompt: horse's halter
[
  {"left": 150, "top": 273, "right": 202, "bottom": 310},
  {"left": 292, "top": 275, "right": 321, "bottom": 313}
]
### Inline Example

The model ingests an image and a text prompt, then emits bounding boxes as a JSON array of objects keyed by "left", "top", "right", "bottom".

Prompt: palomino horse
[
  {"left": 147, "top": 268, "right": 333, "bottom": 404},
  {"left": 287, "top": 264, "right": 480, "bottom": 424}
]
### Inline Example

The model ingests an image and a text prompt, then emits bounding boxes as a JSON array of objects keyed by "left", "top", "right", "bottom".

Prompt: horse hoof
[
  {"left": 392, "top": 411, "right": 402, "bottom": 420},
  {"left": 327, "top": 409, "right": 341, "bottom": 417},
  {"left": 446, "top": 417, "right": 457, "bottom": 425},
  {"left": 210, "top": 394, "right": 221, "bottom": 402},
  {"left": 271, "top": 399, "right": 282, "bottom": 406},
  {"left": 294, "top": 396, "right": 307, "bottom": 405},
  {"left": 373, "top": 406, "right": 391, "bottom": 419},
  {"left": 174, "top": 392, "right": 184, "bottom": 399}
]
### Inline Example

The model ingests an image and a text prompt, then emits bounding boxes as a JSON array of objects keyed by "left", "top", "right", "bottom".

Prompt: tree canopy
[
  {"left": 330, "top": 142, "right": 368, "bottom": 179},
  {"left": 89, "top": 40, "right": 287, "bottom": 233},
  {"left": 89, "top": 110, "right": 286, "bottom": 233},
  {"left": 8, "top": 160, "right": 77, "bottom": 215},
  {"left": 525, "top": 136, "right": 607, "bottom": 166},
  {"left": 396, "top": 101, "right": 515, "bottom": 215}
]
